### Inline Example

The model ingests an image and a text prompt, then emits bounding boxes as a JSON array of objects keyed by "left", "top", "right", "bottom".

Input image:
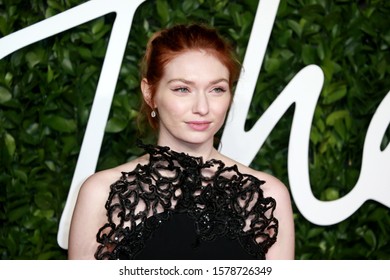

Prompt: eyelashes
[
  {"left": 212, "top": 87, "right": 227, "bottom": 94},
  {"left": 172, "top": 87, "right": 190, "bottom": 93},
  {"left": 171, "top": 87, "right": 227, "bottom": 94}
]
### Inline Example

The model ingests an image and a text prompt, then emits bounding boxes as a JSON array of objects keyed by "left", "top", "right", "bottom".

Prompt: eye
[
  {"left": 211, "top": 87, "right": 227, "bottom": 94},
  {"left": 172, "top": 87, "right": 190, "bottom": 93}
]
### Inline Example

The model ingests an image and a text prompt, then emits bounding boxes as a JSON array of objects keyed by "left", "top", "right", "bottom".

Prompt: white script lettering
[{"left": 220, "top": 0, "right": 390, "bottom": 226}]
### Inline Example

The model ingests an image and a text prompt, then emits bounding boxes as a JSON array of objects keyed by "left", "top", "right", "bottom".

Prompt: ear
[{"left": 141, "top": 78, "right": 155, "bottom": 108}]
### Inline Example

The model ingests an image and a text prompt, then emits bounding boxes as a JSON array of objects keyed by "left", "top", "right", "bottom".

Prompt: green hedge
[{"left": 0, "top": 0, "right": 389, "bottom": 259}]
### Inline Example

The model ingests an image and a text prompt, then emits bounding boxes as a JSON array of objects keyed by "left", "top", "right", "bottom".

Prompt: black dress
[{"left": 94, "top": 143, "right": 278, "bottom": 260}]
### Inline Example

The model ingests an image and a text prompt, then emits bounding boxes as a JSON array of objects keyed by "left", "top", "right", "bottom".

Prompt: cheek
[
  {"left": 213, "top": 97, "right": 231, "bottom": 117},
  {"left": 158, "top": 97, "right": 188, "bottom": 119}
]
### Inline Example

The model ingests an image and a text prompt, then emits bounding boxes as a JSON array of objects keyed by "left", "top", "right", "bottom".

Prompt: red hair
[{"left": 140, "top": 24, "right": 241, "bottom": 129}]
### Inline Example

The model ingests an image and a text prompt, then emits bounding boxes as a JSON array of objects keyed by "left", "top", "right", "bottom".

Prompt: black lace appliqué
[{"left": 95, "top": 143, "right": 278, "bottom": 259}]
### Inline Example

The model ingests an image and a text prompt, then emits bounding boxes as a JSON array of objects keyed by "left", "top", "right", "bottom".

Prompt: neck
[{"left": 157, "top": 138, "right": 218, "bottom": 161}]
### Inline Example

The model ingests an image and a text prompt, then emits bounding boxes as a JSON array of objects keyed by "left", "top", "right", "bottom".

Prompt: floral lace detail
[{"left": 95, "top": 143, "right": 278, "bottom": 259}]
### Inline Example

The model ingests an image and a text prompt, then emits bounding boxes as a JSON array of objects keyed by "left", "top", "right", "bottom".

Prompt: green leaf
[
  {"left": 78, "top": 47, "right": 92, "bottom": 60},
  {"left": 25, "top": 50, "right": 45, "bottom": 68},
  {"left": 5, "top": 234, "right": 17, "bottom": 257},
  {"left": 302, "top": 44, "right": 316, "bottom": 64},
  {"left": 47, "top": 0, "right": 63, "bottom": 11},
  {"left": 34, "top": 192, "right": 54, "bottom": 210},
  {"left": 287, "top": 19, "right": 302, "bottom": 38},
  {"left": 43, "top": 115, "right": 77, "bottom": 133},
  {"left": 47, "top": 65, "right": 54, "bottom": 83},
  {"left": 14, "top": 169, "right": 28, "bottom": 183},
  {"left": 323, "top": 84, "right": 347, "bottom": 104},
  {"left": 156, "top": 0, "right": 170, "bottom": 24},
  {"left": 45, "top": 7, "right": 57, "bottom": 18},
  {"left": 326, "top": 110, "right": 350, "bottom": 126},
  {"left": 307, "top": 227, "right": 325, "bottom": 239},
  {"left": 317, "top": 41, "right": 325, "bottom": 61},
  {"left": 105, "top": 117, "right": 127, "bottom": 133},
  {"left": 182, "top": 0, "right": 198, "bottom": 12},
  {"left": 8, "top": 205, "right": 30, "bottom": 222},
  {"left": 277, "top": 30, "right": 293, "bottom": 47},
  {"left": 324, "top": 188, "right": 339, "bottom": 201},
  {"left": 0, "top": 86, "right": 12, "bottom": 103},
  {"left": 44, "top": 160, "right": 56, "bottom": 172},
  {"left": 33, "top": 209, "right": 55, "bottom": 220},
  {"left": 92, "top": 18, "right": 105, "bottom": 35},
  {"left": 61, "top": 57, "right": 74, "bottom": 74},
  {"left": 310, "top": 127, "right": 321, "bottom": 144},
  {"left": 363, "top": 229, "right": 377, "bottom": 248},
  {"left": 4, "top": 132, "right": 16, "bottom": 157},
  {"left": 0, "top": 14, "right": 7, "bottom": 36},
  {"left": 264, "top": 57, "right": 280, "bottom": 73}
]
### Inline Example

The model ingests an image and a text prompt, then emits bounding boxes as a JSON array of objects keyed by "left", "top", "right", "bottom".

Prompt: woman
[{"left": 68, "top": 24, "right": 294, "bottom": 260}]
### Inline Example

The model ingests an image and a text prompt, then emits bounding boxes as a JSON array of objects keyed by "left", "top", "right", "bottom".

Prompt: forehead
[{"left": 162, "top": 50, "right": 229, "bottom": 80}]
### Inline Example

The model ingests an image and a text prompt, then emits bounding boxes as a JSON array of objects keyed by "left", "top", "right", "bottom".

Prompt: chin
[{"left": 180, "top": 136, "right": 214, "bottom": 146}]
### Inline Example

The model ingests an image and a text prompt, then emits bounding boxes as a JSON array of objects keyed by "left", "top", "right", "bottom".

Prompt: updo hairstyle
[{"left": 140, "top": 24, "right": 241, "bottom": 129}]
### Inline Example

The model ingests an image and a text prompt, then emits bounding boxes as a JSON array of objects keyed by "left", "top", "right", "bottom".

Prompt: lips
[{"left": 186, "top": 121, "right": 211, "bottom": 131}]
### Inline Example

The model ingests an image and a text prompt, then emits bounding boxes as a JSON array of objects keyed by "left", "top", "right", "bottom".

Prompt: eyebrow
[{"left": 167, "top": 78, "right": 229, "bottom": 86}]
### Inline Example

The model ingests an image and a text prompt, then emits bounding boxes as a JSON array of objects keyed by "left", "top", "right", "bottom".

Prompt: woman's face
[{"left": 150, "top": 50, "right": 231, "bottom": 150}]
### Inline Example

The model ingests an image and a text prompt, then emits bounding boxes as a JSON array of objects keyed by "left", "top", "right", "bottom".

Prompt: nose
[{"left": 193, "top": 92, "right": 209, "bottom": 116}]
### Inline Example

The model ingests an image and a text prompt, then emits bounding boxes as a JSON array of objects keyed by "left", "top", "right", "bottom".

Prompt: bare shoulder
[
  {"left": 217, "top": 153, "right": 295, "bottom": 259},
  {"left": 68, "top": 154, "right": 149, "bottom": 259},
  {"left": 249, "top": 169, "right": 290, "bottom": 201},
  {"left": 218, "top": 153, "right": 289, "bottom": 200},
  {"left": 79, "top": 154, "right": 149, "bottom": 196}
]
